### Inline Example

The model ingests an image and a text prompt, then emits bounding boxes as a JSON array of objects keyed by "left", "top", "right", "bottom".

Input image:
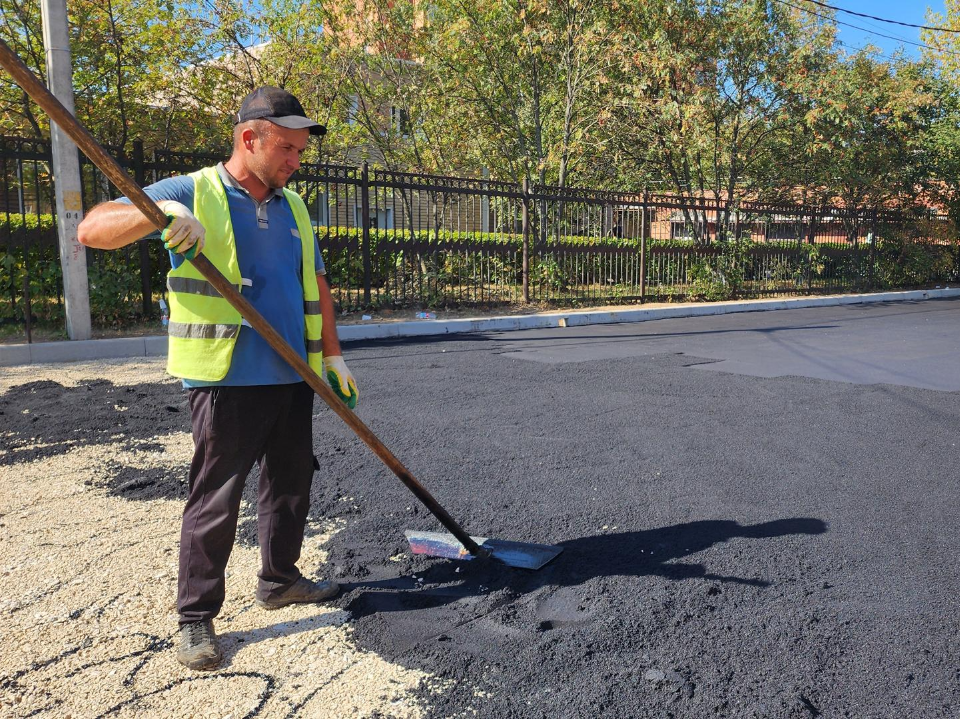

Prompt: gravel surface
[
  {"left": 3, "top": 300, "right": 960, "bottom": 718},
  {"left": 0, "top": 360, "right": 443, "bottom": 719}
]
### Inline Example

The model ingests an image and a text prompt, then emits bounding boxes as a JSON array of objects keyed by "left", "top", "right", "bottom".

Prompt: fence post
[
  {"left": 22, "top": 251, "right": 32, "bottom": 343},
  {"left": 12, "top": 155, "right": 31, "bottom": 342},
  {"left": 132, "top": 139, "right": 152, "bottom": 317},
  {"left": 806, "top": 207, "right": 816, "bottom": 293},
  {"left": 361, "top": 161, "right": 372, "bottom": 306},
  {"left": 640, "top": 188, "right": 648, "bottom": 303},
  {"left": 522, "top": 177, "right": 530, "bottom": 303}
]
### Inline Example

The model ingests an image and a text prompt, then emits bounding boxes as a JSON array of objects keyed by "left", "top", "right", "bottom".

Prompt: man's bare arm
[
  {"left": 316, "top": 272, "right": 343, "bottom": 358},
  {"left": 78, "top": 201, "right": 158, "bottom": 249},
  {"left": 79, "top": 200, "right": 205, "bottom": 256}
]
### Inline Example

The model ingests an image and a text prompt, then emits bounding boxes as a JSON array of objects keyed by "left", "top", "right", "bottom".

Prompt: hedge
[{"left": 2, "top": 215, "right": 958, "bottom": 326}]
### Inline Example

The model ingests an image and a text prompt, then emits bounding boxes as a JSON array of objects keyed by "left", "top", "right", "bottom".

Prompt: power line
[
  {"left": 774, "top": 0, "right": 960, "bottom": 58},
  {"left": 776, "top": 0, "right": 918, "bottom": 47},
  {"left": 835, "top": 39, "right": 902, "bottom": 64},
  {"left": 800, "top": 0, "right": 960, "bottom": 35},
  {"left": 838, "top": 10, "right": 914, "bottom": 43}
]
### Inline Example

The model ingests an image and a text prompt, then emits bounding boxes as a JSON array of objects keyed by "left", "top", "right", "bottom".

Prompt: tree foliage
[
  {"left": 598, "top": 0, "right": 839, "bottom": 240},
  {"left": 0, "top": 0, "right": 957, "bottom": 231},
  {"left": 0, "top": 0, "right": 228, "bottom": 148}
]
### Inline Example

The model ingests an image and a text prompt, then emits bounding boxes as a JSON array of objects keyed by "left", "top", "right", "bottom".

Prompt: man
[{"left": 78, "top": 86, "right": 358, "bottom": 671}]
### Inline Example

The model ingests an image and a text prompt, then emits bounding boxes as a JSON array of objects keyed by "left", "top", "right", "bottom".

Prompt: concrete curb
[
  {"left": 3, "top": 287, "right": 958, "bottom": 367},
  {"left": 1, "top": 335, "right": 169, "bottom": 367}
]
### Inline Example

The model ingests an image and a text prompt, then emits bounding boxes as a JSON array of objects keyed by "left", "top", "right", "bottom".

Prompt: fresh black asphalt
[
  {"left": 5, "top": 297, "right": 957, "bottom": 717},
  {"left": 316, "top": 297, "right": 960, "bottom": 717}
]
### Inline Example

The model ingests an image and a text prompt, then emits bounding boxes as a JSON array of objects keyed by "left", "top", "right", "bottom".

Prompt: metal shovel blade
[{"left": 405, "top": 530, "right": 563, "bottom": 570}]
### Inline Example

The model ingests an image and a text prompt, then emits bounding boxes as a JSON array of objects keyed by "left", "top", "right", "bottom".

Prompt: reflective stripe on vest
[
  {"left": 167, "top": 276, "right": 222, "bottom": 298},
  {"left": 165, "top": 165, "right": 323, "bottom": 381},
  {"left": 167, "top": 276, "right": 252, "bottom": 298},
  {"left": 167, "top": 321, "right": 240, "bottom": 340}
]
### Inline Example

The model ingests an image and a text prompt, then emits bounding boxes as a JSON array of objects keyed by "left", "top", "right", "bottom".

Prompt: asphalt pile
[{"left": 314, "top": 332, "right": 960, "bottom": 718}]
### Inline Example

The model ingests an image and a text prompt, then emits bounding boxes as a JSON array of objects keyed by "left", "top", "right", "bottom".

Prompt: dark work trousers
[{"left": 178, "top": 382, "right": 316, "bottom": 625}]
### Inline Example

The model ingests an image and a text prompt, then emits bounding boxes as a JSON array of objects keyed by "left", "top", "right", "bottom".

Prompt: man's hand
[
  {"left": 158, "top": 200, "right": 205, "bottom": 260},
  {"left": 323, "top": 356, "right": 358, "bottom": 409}
]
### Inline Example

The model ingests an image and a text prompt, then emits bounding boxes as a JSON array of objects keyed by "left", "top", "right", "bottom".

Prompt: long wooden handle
[{"left": 0, "top": 38, "right": 484, "bottom": 557}]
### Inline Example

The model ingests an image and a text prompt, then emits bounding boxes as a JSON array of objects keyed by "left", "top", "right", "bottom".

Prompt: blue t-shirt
[{"left": 122, "top": 168, "right": 325, "bottom": 387}]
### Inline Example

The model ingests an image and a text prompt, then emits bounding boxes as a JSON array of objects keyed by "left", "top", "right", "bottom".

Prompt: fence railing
[{"left": 2, "top": 134, "right": 958, "bottom": 341}]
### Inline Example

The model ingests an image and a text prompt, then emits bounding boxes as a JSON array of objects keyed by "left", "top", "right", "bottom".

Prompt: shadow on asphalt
[{"left": 342, "top": 517, "right": 827, "bottom": 620}]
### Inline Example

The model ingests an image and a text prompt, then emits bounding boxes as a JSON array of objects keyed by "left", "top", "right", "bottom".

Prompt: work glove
[
  {"left": 323, "top": 355, "right": 358, "bottom": 409},
  {"left": 157, "top": 200, "right": 205, "bottom": 260}
]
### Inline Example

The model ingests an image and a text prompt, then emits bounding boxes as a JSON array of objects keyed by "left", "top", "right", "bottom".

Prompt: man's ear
[{"left": 240, "top": 126, "right": 257, "bottom": 151}]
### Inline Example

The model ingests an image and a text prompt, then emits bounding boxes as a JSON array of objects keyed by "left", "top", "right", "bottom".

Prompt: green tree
[
  {"left": 922, "top": 0, "right": 960, "bottom": 83},
  {"left": 0, "top": 0, "right": 226, "bottom": 148},
  {"left": 420, "top": 0, "right": 610, "bottom": 187},
  {"left": 600, "top": 0, "right": 835, "bottom": 243},
  {"left": 920, "top": 0, "right": 960, "bottom": 223},
  {"left": 787, "top": 51, "right": 939, "bottom": 233},
  {"left": 312, "top": 0, "right": 468, "bottom": 173},
  {"left": 176, "top": 0, "right": 339, "bottom": 152},
  {"left": 920, "top": 78, "right": 960, "bottom": 224}
]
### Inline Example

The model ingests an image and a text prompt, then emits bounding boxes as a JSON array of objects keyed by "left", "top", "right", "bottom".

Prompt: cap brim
[{"left": 267, "top": 115, "right": 327, "bottom": 136}]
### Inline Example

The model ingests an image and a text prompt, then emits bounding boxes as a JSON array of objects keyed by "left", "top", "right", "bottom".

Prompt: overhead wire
[
  {"left": 773, "top": 0, "right": 960, "bottom": 58},
  {"left": 835, "top": 39, "right": 902, "bottom": 64},
  {"left": 797, "top": 0, "right": 960, "bottom": 34}
]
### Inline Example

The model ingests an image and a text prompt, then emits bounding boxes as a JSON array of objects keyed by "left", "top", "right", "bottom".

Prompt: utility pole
[{"left": 41, "top": 0, "right": 91, "bottom": 340}]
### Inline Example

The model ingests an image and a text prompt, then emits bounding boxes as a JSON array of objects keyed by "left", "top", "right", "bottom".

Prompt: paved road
[
  {"left": 492, "top": 298, "right": 960, "bottom": 391},
  {"left": 313, "top": 297, "right": 960, "bottom": 718}
]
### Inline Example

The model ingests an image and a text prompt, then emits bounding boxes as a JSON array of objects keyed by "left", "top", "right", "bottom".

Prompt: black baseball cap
[{"left": 236, "top": 86, "right": 326, "bottom": 136}]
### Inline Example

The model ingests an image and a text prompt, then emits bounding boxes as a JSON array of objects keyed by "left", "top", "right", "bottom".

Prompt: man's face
[{"left": 248, "top": 123, "right": 310, "bottom": 189}]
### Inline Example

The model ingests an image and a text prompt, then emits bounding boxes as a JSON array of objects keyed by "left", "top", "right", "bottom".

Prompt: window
[
  {"left": 347, "top": 95, "right": 360, "bottom": 126},
  {"left": 314, "top": 191, "right": 330, "bottom": 228},
  {"left": 354, "top": 206, "right": 394, "bottom": 230},
  {"left": 390, "top": 106, "right": 411, "bottom": 136},
  {"left": 766, "top": 222, "right": 800, "bottom": 241},
  {"left": 670, "top": 221, "right": 706, "bottom": 241}
]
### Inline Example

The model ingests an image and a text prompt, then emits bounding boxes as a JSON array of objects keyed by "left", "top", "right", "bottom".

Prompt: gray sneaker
[
  {"left": 256, "top": 576, "right": 341, "bottom": 610},
  {"left": 177, "top": 620, "right": 222, "bottom": 670}
]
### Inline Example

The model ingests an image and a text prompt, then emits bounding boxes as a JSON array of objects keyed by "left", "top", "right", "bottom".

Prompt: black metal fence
[{"left": 2, "top": 134, "right": 958, "bottom": 341}]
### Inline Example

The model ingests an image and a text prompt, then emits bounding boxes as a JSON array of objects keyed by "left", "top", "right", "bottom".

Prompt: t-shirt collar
[{"left": 216, "top": 162, "right": 285, "bottom": 202}]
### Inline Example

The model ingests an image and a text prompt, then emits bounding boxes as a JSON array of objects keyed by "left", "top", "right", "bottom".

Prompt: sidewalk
[{"left": 2, "top": 287, "right": 957, "bottom": 367}]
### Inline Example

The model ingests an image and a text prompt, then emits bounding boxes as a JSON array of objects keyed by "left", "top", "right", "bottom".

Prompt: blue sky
[{"left": 823, "top": 0, "right": 948, "bottom": 60}]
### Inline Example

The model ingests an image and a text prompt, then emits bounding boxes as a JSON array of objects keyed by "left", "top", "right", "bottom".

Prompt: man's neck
[{"left": 222, "top": 158, "right": 270, "bottom": 203}]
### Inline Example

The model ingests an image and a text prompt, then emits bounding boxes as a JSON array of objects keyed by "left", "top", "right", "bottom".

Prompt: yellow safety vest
[{"left": 165, "top": 165, "right": 324, "bottom": 381}]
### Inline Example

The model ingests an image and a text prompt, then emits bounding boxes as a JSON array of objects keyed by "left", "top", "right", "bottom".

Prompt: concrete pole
[{"left": 41, "top": 0, "right": 91, "bottom": 340}]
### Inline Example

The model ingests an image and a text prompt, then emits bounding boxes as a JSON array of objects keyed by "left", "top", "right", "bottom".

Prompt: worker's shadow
[{"left": 342, "top": 517, "right": 827, "bottom": 620}]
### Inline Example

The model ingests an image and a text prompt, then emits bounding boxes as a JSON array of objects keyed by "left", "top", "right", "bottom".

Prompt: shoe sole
[
  {"left": 255, "top": 589, "right": 340, "bottom": 610},
  {"left": 177, "top": 652, "right": 222, "bottom": 671}
]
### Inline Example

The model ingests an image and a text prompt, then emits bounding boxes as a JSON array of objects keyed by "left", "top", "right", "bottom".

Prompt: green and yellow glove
[
  {"left": 323, "top": 355, "right": 358, "bottom": 409},
  {"left": 157, "top": 200, "right": 205, "bottom": 260}
]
